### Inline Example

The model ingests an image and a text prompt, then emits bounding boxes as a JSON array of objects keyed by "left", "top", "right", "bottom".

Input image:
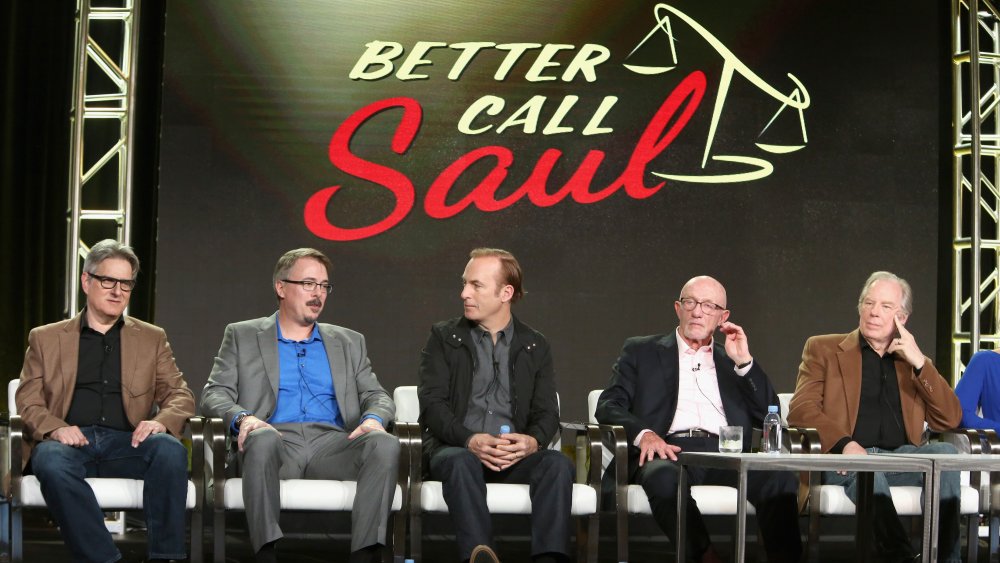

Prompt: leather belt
[{"left": 666, "top": 429, "right": 717, "bottom": 438}]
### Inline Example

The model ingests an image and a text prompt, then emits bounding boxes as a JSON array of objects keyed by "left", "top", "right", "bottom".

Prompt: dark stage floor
[{"left": 9, "top": 512, "right": 993, "bottom": 563}]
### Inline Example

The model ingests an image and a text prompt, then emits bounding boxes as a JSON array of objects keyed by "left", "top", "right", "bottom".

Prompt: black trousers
[
  {"left": 429, "top": 446, "right": 574, "bottom": 560},
  {"left": 635, "top": 436, "right": 802, "bottom": 563}
]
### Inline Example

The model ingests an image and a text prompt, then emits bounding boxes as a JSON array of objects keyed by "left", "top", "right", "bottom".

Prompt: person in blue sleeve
[{"left": 956, "top": 349, "right": 1000, "bottom": 432}]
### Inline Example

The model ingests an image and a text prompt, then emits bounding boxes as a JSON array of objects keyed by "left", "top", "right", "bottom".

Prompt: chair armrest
[
  {"left": 186, "top": 416, "right": 205, "bottom": 510},
  {"left": 558, "top": 422, "right": 603, "bottom": 493},
  {"left": 393, "top": 421, "right": 420, "bottom": 503},
  {"left": 9, "top": 415, "right": 23, "bottom": 503},
  {"left": 787, "top": 426, "right": 821, "bottom": 454},
  {"left": 206, "top": 418, "right": 227, "bottom": 510},
  {"left": 586, "top": 423, "right": 627, "bottom": 514},
  {"left": 395, "top": 421, "right": 423, "bottom": 505}
]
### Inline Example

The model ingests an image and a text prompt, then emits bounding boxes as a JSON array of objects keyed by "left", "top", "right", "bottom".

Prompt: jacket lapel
[
  {"left": 713, "top": 345, "right": 741, "bottom": 421},
  {"left": 656, "top": 333, "right": 681, "bottom": 429},
  {"left": 57, "top": 315, "right": 83, "bottom": 416},
  {"left": 836, "top": 330, "right": 863, "bottom": 433},
  {"left": 257, "top": 316, "right": 280, "bottom": 401},
  {"left": 322, "top": 327, "right": 350, "bottom": 422},
  {"left": 120, "top": 317, "right": 140, "bottom": 397}
]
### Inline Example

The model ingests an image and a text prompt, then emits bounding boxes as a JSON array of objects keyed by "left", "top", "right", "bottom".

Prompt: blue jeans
[
  {"left": 30, "top": 426, "right": 189, "bottom": 563},
  {"left": 823, "top": 442, "right": 961, "bottom": 563}
]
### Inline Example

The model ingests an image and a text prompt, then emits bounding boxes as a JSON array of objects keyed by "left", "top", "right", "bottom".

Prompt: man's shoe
[{"left": 470, "top": 544, "right": 501, "bottom": 563}]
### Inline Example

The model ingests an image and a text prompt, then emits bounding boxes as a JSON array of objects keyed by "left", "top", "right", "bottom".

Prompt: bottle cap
[
  {"left": 768, "top": 405, "right": 779, "bottom": 413},
  {"left": 500, "top": 424, "right": 511, "bottom": 434}
]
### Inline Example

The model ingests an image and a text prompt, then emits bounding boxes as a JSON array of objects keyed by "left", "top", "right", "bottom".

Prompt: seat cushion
[
  {"left": 816, "top": 484, "right": 979, "bottom": 516},
  {"left": 223, "top": 478, "right": 402, "bottom": 511},
  {"left": 418, "top": 481, "right": 597, "bottom": 516},
  {"left": 19, "top": 476, "right": 197, "bottom": 509},
  {"left": 626, "top": 484, "right": 756, "bottom": 516}
]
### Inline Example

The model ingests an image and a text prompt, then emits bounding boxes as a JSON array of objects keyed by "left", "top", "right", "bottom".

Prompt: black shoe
[
  {"left": 349, "top": 544, "right": 383, "bottom": 563},
  {"left": 470, "top": 545, "right": 501, "bottom": 563},
  {"left": 255, "top": 541, "right": 278, "bottom": 563}
]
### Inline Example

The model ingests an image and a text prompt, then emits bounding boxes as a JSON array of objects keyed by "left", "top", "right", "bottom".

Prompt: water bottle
[{"left": 762, "top": 405, "right": 781, "bottom": 455}]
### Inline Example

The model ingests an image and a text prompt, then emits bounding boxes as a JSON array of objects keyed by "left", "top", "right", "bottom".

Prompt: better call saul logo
[{"left": 304, "top": 3, "right": 810, "bottom": 241}]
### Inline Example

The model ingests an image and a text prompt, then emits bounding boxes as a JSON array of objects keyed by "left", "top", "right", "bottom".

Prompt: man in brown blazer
[
  {"left": 788, "top": 271, "right": 962, "bottom": 563},
  {"left": 16, "top": 239, "right": 195, "bottom": 563}
]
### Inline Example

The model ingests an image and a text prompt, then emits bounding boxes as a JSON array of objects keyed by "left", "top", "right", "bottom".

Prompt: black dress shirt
[
  {"left": 65, "top": 312, "right": 130, "bottom": 431},
  {"left": 852, "top": 335, "right": 907, "bottom": 449}
]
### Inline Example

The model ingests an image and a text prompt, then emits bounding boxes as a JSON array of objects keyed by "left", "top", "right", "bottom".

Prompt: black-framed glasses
[
  {"left": 282, "top": 279, "right": 333, "bottom": 294},
  {"left": 678, "top": 297, "right": 725, "bottom": 315},
  {"left": 88, "top": 273, "right": 135, "bottom": 292}
]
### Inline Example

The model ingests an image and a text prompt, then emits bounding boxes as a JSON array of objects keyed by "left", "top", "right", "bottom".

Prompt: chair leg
[
  {"left": 586, "top": 514, "right": 599, "bottom": 563},
  {"left": 213, "top": 508, "right": 225, "bottom": 563},
  {"left": 967, "top": 515, "right": 979, "bottom": 563},
  {"left": 191, "top": 507, "right": 203, "bottom": 563},
  {"left": 11, "top": 506, "right": 22, "bottom": 563},
  {"left": 410, "top": 510, "right": 422, "bottom": 563},
  {"left": 575, "top": 517, "right": 586, "bottom": 563},
  {"left": 389, "top": 511, "right": 405, "bottom": 563},
  {"left": 616, "top": 509, "right": 628, "bottom": 563}
]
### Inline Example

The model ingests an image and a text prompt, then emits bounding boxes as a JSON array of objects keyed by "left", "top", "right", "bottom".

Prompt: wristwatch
[{"left": 234, "top": 412, "right": 250, "bottom": 429}]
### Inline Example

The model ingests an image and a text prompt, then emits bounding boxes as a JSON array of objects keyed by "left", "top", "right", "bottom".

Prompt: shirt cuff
[
  {"left": 634, "top": 428, "right": 653, "bottom": 447},
  {"left": 361, "top": 413, "right": 384, "bottom": 427},
  {"left": 734, "top": 360, "right": 753, "bottom": 376},
  {"left": 831, "top": 436, "right": 853, "bottom": 454}
]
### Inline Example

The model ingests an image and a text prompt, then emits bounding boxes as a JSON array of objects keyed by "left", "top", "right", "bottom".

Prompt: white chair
[
  {"left": 5, "top": 378, "right": 204, "bottom": 563},
  {"left": 393, "top": 385, "right": 599, "bottom": 563},
  {"left": 206, "top": 417, "right": 408, "bottom": 563},
  {"left": 778, "top": 392, "right": 986, "bottom": 562}
]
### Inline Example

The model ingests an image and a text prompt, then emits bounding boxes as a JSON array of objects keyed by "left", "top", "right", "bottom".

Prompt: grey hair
[
  {"left": 273, "top": 248, "right": 333, "bottom": 289},
  {"left": 82, "top": 239, "right": 139, "bottom": 278},
  {"left": 857, "top": 271, "right": 913, "bottom": 315}
]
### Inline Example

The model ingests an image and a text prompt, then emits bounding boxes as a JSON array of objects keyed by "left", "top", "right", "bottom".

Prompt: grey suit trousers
[{"left": 239, "top": 422, "right": 400, "bottom": 552}]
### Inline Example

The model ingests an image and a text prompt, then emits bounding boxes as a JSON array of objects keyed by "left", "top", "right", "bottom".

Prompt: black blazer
[
  {"left": 595, "top": 332, "right": 779, "bottom": 483},
  {"left": 417, "top": 316, "right": 560, "bottom": 467}
]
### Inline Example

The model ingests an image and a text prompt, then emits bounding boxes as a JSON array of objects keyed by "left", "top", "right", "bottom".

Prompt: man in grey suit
[{"left": 201, "top": 248, "right": 399, "bottom": 563}]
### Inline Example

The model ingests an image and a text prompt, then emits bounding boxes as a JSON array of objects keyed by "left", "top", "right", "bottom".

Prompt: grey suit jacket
[{"left": 200, "top": 314, "right": 394, "bottom": 433}]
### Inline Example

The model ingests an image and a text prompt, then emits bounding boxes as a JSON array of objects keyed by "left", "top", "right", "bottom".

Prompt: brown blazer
[
  {"left": 787, "top": 329, "right": 961, "bottom": 453},
  {"left": 16, "top": 312, "right": 195, "bottom": 465}
]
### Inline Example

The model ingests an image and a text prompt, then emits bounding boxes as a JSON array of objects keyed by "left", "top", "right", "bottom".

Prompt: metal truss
[{"left": 65, "top": 0, "right": 140, "bottom": 314}]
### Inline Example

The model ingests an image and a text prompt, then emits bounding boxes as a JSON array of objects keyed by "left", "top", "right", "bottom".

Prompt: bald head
[
  {"left": 675, "top": 275, "right": 730, "bottom": 347},
  {"left": 679, "top": 276, "right": 727, "bottom": 308}
]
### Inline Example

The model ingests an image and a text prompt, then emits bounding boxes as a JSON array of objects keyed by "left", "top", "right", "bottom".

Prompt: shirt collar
[
  {"left": 79, "top": 307, "right": 125, "bottom": 333},
  {"left": 275, "top": 316, "right": 322, "bottom": 344},
  {"left": 475, "top": 317, "right": 514, "bottom": 343},
  {"left": 676, "top": 328, "right": 713, "bottom": 356}
]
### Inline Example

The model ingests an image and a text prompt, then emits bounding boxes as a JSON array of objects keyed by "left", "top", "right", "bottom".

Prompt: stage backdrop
[{"left": 156, "top": 1, "right": 946, "bottom": 422}]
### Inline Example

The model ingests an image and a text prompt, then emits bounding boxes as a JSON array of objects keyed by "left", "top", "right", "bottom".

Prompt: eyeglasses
[
  {"left": 678, "top": 297, "right": 726, "bottom": 315},
  {"left": 88, "top": 273, "right": 135, "bottom": 292},
  {"left": 860, "top": 300, "right": 898, "bottom": 315},
  {"left": 282, "top": 279, "right": 333, "bottom": 294}
]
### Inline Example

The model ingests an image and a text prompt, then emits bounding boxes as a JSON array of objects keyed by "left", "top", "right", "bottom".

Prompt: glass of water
[{"left": 718, "top": 425, "right": 743, "bottom": 453}]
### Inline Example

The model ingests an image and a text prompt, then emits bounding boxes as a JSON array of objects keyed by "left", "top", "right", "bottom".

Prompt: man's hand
[
  {"left": 719, "top": 321, "right": 752, "bottom": 366},
  {"left": 467, "top": 433, "right": 516, "bottom": 471},
  {"left": 495, "top": 432, "right": 539, "bottom": 469},
  {"left": 837, "top": 440, "right": 868, "bottom": 475},
  {"left": 131, "top": 419, "right": 166, "bottom": 448},
  {"left": 49, "top": 426, "right": 89, "bottom": 447},
  {"left": 887, "top": 315, "right": 925, "bottom": 369},
  {"left": 237, "top": 415, "right": 276, "bottom": 452},
  {"left": 348, "top": 418, "right": 386, "bottom": 440},
  {"left": 638, "top": 431, "right": 682, "bottom": 466}
]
